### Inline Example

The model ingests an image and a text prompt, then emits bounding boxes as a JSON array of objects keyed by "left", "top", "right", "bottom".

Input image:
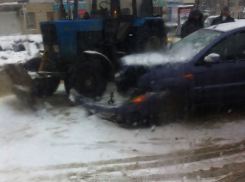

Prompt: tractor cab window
[
  {"left": 96, "top": 0, "right": 111, "bottom": 10},
  {"left": 136, "top": 0, "right": 153, "bottom": 17},
  {"left": 89, "top": 0, "right": 111, "bottom": 19},
  {"left": 120, "top": 1, "right": 133, "bottom": 15}
]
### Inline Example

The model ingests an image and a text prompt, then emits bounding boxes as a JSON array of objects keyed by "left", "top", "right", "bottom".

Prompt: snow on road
[{"left": 1, "top": 85, "right": 245, "bottom": 182}]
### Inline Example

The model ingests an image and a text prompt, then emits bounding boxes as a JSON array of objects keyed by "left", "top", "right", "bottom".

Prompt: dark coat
[
  {"left": 181, "top": 10, "right": 204, "bottom": 38},
  {"left": 211, "top": 15, "right": 235, "bottom": 26}
]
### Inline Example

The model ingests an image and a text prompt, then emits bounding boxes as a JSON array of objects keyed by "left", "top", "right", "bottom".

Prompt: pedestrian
[
  {"left": 181, "top": 9, "right": 204, "bottom": 38},
  {"left": 211, "top": 6, "right": 235, "bottom": 26}
]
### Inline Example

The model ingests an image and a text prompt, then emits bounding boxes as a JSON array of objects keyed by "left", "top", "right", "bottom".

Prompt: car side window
[
  {"left": 196, "top": 32, "right": 245, "bottom": 66},
  {"left": 208, "top": 32, "right": 245, "bottom": 62}
]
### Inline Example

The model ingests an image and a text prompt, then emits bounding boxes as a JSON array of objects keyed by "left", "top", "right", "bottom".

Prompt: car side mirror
[{"left": 204, "top": 53, "right": 220, "bottom": 63}]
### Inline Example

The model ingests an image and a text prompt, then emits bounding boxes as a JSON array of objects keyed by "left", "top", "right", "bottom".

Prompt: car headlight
[
  {"left": 44, "top": 45, "right": 49, "bottom": 51},
  {"left": 53, "top": 45, "right": 60, "bottom": 53}
]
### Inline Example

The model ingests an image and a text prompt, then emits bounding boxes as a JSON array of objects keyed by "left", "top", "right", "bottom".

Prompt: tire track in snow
[{"left": 2, "top": 139, "right": 245, "bottom": 182}]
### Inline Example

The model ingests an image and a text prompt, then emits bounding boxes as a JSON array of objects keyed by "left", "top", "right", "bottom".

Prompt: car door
[{"left": 194, "top": 31, "right": 245, "bottom": 105}]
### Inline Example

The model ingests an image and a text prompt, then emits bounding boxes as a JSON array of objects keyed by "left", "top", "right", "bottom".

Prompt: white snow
[
  {"left": 121, "top": 52, "right": 180, "bottom": 66},
  {"left": 0, "top": 2, "right": 19, "bottom": 6},
  {"left": 0, "top": 50, "right": 29, "bottom": 65},
  {"left": 1, "top": 85, "right": 245, "bottom": 181},
  {"left": 206, "top": 21, "right": 245, "bottom": 32},
  {"left": 0, "top": 34, "right": 42, "bottom": 66}
]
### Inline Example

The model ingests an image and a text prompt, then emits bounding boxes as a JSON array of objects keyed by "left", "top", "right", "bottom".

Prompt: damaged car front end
[{"left": 70, "top": 89, "right": 167, "bottom": 127}]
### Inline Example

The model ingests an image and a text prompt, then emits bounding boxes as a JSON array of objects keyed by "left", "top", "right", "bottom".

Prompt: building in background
[
  {"left": 0, "top": 0, "right": 86, "bottom": 35},
  {"left": 0, "top": 0, "right": 22, "bottom": 35},
  {"left": 228, "top": 0, "right": 245, "bottom": 19},
  {"left": 20, "top": 2, "right": 58, "bottom": 34},
  {"left": 0, "top": 0, "right": 57, "bottom": 35},
  {"left": 199, "top": 0, "right": 245, "bottom": 18}
]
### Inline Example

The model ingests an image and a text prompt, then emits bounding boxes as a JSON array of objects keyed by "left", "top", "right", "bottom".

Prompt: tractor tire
[
  {"left": 135, "top": 28, "right": 164, "bottom": 52},
  {"left": 23, "top": 58, "right": 60, "bottom": 97},
  {"left": 69, "top": 62, "right": 107, "bottom": 99}
]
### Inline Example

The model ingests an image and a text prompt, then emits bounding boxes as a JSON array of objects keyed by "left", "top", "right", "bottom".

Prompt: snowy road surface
[{"left": 1, "top": 83, "right": 245, "bottom": 182}]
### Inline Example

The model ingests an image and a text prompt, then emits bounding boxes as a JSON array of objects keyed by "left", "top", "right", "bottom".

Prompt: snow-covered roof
[
  {"left": 206, "top": 21, "right": 245, "bottom": 32},
  {"left": 0, "top": 2, "right": 19, "bottom": 5},
  {"left": 206, "top": 15, "right": 219, "bottom": 19}
]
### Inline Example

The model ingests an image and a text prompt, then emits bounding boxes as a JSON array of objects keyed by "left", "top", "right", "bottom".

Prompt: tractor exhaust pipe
[
  {"left": 73, "top": 0, "right": 79, "bottom": 20},
  {"left": 58, "top": 0, "right": 67, "bottom": 20}
]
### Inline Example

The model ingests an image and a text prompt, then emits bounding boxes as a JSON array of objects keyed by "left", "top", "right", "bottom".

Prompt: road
[{"left": 0, "top": 70, "right": 245, "bottom": 182}]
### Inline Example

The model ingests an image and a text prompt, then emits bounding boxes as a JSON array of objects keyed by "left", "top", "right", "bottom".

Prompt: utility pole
[
  {"left": 58, "top": 0, "right": 66, "bottom": 20},
  {"left": 67, "top": 0, "right": 71, "bottom": 20}
]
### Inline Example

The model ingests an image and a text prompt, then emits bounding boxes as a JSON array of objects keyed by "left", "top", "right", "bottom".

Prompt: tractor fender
[{"left": 83, "top": 50, "right": 114, "bottom": 80}]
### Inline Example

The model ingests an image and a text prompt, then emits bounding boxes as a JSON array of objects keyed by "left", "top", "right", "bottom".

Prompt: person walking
[
  {"left": 211, "top": 6, "right": 235, "bottom": 26},
  {"left": 181, "top": 9, "right": 204, "bottom": 38}
]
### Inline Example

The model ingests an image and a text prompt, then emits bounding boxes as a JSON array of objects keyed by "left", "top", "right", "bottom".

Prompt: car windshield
[{"left": 169, "top": 29, "right": 223, "bottom": 61}]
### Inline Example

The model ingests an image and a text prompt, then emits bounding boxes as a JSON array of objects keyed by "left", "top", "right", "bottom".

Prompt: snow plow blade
[{"left": 4, "top": 64, "right": 35, "bottom": 106}]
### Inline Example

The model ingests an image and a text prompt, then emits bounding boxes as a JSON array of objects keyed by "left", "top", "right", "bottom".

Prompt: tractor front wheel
[
  {"left": 23, "top": 58, "right": 60, "bottom": 97},
  {"left": 69, "top": 63, "right": 107, "bottom": 99}
]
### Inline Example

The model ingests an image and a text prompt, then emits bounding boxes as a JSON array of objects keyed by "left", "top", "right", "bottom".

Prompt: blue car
[{"left": 73, "top": 22, "right": 245, "bottom": 126}]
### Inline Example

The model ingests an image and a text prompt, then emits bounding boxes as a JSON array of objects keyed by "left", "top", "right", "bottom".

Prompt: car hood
[{"left": 137, "top": 61, "right": 192, "bottom": 92}]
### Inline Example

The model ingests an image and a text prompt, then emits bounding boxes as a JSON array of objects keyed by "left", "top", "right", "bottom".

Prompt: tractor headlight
[
  {"left": 53, "top": 45, "right": 60, "bottom": 53},
  {"left": 44, "top": 45, "right": 49, "bottom": 51}
]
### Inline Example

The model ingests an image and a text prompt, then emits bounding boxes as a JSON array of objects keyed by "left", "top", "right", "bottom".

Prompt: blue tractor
[{"left": 8, "top": 0, "right": 167, "bottom": 100}]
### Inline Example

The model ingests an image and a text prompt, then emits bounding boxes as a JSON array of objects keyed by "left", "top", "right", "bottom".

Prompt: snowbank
[{"left": 0, "top": 34, "right": 43, "bottom": 66}]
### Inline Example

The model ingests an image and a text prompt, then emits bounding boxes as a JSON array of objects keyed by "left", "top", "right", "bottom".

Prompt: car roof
[
  {"left": 206, "top": 15, "right": 219, "bottom": 19},
  {"left": 205, "top": 22, "right": 245, "bottom": 32}
]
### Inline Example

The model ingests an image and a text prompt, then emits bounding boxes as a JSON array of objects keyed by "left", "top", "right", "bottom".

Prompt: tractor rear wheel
[
  {"left": 69, "top": 62, "right": 107, "bottom": 99},
  {"left": 23, "top": 58, "right": 60, "bottom": 97}
]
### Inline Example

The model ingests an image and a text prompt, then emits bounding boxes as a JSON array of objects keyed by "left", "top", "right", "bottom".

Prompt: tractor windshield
[
  {"left": 85, "top": 0, "right": 153, "bottom": 19},
  {"left": 120, "top": 0, "right": 153, "bottom": 17},
  {"left": 85, "top": 0, "right": 111, "bottom": 19},
  {"left": 136, "top": 0, "right": 153, "bottom": 17},
  {"left": 96, "top": 0, "right": 111, "bottom": 10},
  {"left": 120, "top": 1, "right": 133, "bottom": 15}
]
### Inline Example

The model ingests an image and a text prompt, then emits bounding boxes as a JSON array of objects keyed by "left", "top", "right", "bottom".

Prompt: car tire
[
  {"left": 23, "top": 58, "right": 60, "bottom": 97},
  {"left": 160, "top": 91, "right": 190, "bottom": 122}
]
